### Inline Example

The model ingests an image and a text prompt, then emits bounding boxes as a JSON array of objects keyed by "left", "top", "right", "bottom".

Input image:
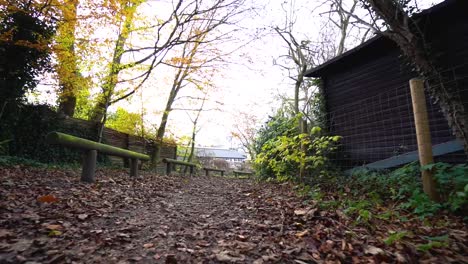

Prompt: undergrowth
[
  {"left": 294, "top": 162, "right": 468, "bottom": 220},
  {"left": 0, "top": 155, "right": 119, "bottom": 170}
]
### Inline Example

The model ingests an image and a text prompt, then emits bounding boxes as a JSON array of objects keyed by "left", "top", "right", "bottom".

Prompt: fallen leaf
[
  {"left": 48, "top": 230, "right": 62, "bottom": 237},
  {"left": 77, "top": 214, "right": 88, "bottom": 220},
  {"left": 45, "top": 224, "right": 63, "bottom": 230},
  {"left": 294, "top": 209, "right": 308, "bottom": 216},
  {"left": 143, "top": 243, "right": 154, "bottom": 248},
  {"left": 305, "top": 208, "right": 318, "bottom": 218},
  {"left": 237, "top": 235, "right": 248, "bottom": 241},
  {"left": 0, "top": 229, "right": 13, "bottom": 238},
  {"left": 364, "top": 245, "right": 384, "bottom": 255},
  {"left": 295, "top": 230, "right": 310, "bottom": 238},
  {"left": 117, "top": 233, "right": 130, "bottom": 238},
  {"left": 37, "top": 194, "right": 59, "bottom": 203},
  {"left": 215, "top": 251, "right": 245, "bottom": 262}
]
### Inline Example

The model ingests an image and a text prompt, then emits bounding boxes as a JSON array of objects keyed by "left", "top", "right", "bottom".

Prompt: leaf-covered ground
[{"left": 0, "top": 166, "right": 466, "bottom": 263}]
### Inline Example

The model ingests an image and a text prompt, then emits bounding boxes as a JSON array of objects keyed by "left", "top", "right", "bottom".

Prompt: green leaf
[
  {"left": 384, "top": 231, "right": 410, "bottom": 245},
  {"left": 48, "top": 230, "right": 62, "bottom": 237},
  {"left": 311, "top": 126, "right": 321, "bottom": 135},
  {"left": 425, "top": 234, "right": 449, "bottom": 242}
]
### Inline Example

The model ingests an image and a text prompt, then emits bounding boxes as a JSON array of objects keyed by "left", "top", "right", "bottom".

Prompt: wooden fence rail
[
  {"left": 233, "top": 170, "right": 253, "bottom": 177},
  {"left": 203, "top": 167, "right": 225, "bottom": 177},
  {"left": 162, "top": 158, "right": 197, "bottom": 176},
  {"left": 47, "top": 132, "right": 149, "bottom": 182}
]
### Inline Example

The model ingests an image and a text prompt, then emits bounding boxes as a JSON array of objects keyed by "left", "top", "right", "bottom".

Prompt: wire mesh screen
[{"left": 326, "top": 64, "right": 468, "bottom": 170}]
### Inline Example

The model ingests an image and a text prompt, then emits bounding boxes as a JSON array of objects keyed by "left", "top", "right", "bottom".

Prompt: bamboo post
[{"left": 409, "top": 78, "right": 440, "bottom": 202}]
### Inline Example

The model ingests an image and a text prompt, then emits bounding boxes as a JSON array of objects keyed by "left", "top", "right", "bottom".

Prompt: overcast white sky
[{"left": 32, "top": 0, "right": 443, "bottom": 150}]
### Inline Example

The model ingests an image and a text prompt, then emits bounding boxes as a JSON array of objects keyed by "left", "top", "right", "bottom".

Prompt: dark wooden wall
[{"left": 320, "top": 0, "right": 467, "bottom": 167}]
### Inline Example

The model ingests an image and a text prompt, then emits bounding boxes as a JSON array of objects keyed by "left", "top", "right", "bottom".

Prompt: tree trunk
[
  {"left": 150, "top": 105, "right": 171, "bottom": 168},
  {"left": 56, "top": 0, "right": 81, "bottom": 117},
  {"left": 183, "top": 128, "right": 197, "bottom": 174}
]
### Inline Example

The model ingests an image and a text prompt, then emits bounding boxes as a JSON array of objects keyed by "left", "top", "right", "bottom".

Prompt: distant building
[{"left": 195, "top": 148, "right": 247, "bottom": 167}]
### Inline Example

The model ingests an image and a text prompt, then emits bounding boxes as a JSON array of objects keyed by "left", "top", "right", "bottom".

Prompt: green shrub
[
  {"left": 255, "top": 127, "right": 340, "bottom": 182},
  {"left": 347, "top": 162, "right": 468, "bottom": 217}
]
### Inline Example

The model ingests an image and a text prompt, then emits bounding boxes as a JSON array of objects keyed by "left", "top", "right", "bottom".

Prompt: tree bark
[{"left": 56, "top": 0, "right": 81, "bottom": 117}]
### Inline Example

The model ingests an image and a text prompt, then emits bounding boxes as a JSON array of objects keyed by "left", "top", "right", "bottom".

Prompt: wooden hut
[{"left": 305, "top": 0, "right": 467, "bottom": 169}]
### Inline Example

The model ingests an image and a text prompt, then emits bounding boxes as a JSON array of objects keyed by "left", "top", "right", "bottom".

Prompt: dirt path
[{"left": 1, "top": 166, "right": 466, "bottom": 263}]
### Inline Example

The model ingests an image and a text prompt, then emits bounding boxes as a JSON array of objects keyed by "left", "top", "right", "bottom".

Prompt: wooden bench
[
  {"left": 203, "top": 167, "right": 225, "bottom": 176},
  {"left": 233, "top": 170, "right": 254, "bottom": 177},
  {"left": 162, "top": 158, "right": 197, "bottom": 176},
  {"left": 46, "top": 131, "right": 149, "bottom": 183}
]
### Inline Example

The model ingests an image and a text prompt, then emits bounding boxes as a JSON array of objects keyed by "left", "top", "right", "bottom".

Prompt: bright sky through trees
[{"left": 30, "top": 0, "right": 442, "bottom": 149}]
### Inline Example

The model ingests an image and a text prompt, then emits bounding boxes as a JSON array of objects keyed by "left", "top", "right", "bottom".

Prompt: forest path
[
  {"left": 1, "top": 166, "right": 466, "bottom": 263},
  {"left": 1, "top": 167, "right": 316, "bottom": 263}
]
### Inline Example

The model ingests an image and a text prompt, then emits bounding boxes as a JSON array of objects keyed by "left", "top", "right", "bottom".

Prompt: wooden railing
[
  {"left": 162, "top": 158, "right": 197, "bottom": 176},
  {"left": 233, "top": 170, "right": 253, "bottom": 177},
  {"left": 203, "top": 167, "right": 225, "bottom": 176},
  {"left": 47, "top": 132, "right": 149, "bottom": 182}
]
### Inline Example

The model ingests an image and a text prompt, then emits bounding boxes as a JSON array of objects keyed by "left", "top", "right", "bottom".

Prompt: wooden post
[
  {"left": 409, "top": 78, "right": 440, "bottom": 202},
  {"left": 124, "top": 134, "right": 130, "bottom": 168},
  {"left": 81, "top": 150, "right": 97, "bottom": 183},
  {"left": 166, "top": 162, "right": 172, "bottom": 175},
  {"left": 130, "top": 158, "right": 138, "bottom": 177}
]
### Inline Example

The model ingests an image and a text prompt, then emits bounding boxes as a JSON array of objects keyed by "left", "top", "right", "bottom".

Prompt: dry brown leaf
[
  {"left": 294, "top": 209, "right": 308, "bottom": 216},
  {"left": 0, "top": 229, "right": 13, "bottom": 238},
  {"left": 77, "top": 214, "right": 88, "bottom": 220},
  {"left": 45, "top": 224, "right": 63, "bottom": 230},
  {"left": 295, "top": 230, "right": 310, "bottom": 238},
  {"left": 37, "top": 194, "right": 59, "bottom": 203},
  {"left": 364, "top": 245, "right": 384, "bottom": 255},
  {"left": 216, "top": 252, "right": 245, "bottom": 262}
]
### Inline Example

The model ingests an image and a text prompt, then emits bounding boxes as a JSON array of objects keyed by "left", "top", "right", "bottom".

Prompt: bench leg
[
  {"left": 190, "top": 166, "right": 193, "bottom": 176},
  {"left": 130, "top": 158, "right": 138, "bottom": 177},
  {"left": 221, "top": 171, "right": 224, "bottom": 177},
  {"left": 81, "top": 150, "right": 97, "bottom": 183},
  {"left": 205, "top": 170, "right": 209, "bottom": 177}
]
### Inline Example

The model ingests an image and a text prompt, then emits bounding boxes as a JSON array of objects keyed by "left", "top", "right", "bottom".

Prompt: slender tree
[
  {"left": 231, "top": 111, "right": 258, "bottom": 160},
  {"left": 148, "top": 0, "right": 247, "bottom": 168}
]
